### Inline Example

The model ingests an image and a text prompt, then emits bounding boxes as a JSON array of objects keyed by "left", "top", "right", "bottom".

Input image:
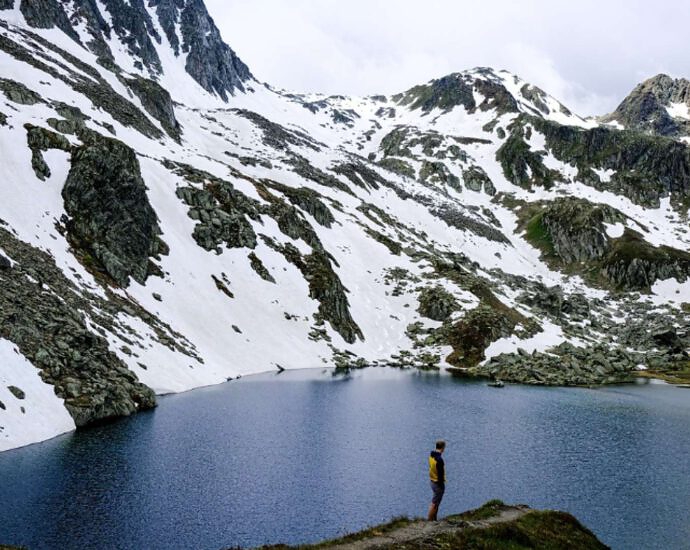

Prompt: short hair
[{"left": 435, "top": 440, "right": 446, "bottom": 450}]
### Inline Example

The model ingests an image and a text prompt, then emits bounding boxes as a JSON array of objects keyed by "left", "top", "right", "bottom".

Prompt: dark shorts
[{"left": 430, "top": 481, "right": 445, "bottom": 504}]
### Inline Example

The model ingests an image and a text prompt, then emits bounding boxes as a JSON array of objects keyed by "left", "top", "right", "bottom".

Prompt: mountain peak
[
  {"left": 2, "top": 0, "right": 252, "bottom": 100},
  {"left": 603, "top": 73, "right": 690, "bottom": 136},
  {"left": 393, "top": 67, "right": 588, "bottom": 127}
]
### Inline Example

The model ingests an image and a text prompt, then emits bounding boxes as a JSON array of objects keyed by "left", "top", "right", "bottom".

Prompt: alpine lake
[{"left": 1, "top": 368, "right": 689, "bottom": 550}]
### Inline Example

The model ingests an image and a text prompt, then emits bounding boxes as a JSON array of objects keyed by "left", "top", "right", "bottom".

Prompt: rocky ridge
[{"left": 603, "top": 74, "right": 690, "bottom": 138}]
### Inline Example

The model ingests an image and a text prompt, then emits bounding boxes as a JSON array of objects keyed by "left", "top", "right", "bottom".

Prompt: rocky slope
[
  {"left": 251, "top": 500, "right": 608, "bottom": 549},
  {"left": 603, "top": 74, "right": 690, "bottom": 138},
  {"left": 1, "top": 1, "right": 689, "bottom": 451}
]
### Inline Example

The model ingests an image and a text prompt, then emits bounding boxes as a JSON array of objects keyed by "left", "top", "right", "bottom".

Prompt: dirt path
[{"left": 324, "top": 505, "right": 531, "bottom": 549}]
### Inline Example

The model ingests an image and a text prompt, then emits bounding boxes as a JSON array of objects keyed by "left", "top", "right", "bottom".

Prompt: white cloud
[{"left": 206, "top": 0, "right": 690, "bottom": 116}]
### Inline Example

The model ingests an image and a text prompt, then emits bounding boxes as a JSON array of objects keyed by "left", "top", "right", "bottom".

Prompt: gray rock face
[
  {"left": 125, "top": 76, "right": 182, "bottom": 141},
  {"left": 497, "top": 119, "right": 560, "bottom": 189},
  {"left": 603, "top": 74, "right": 690, "bottom": 137},
  {"left": 519, "top": 197, "right": 690, "bottom": 290},
  {"left": 398, "top": 73, "right": 477, "bottom": 113},
  {"left": 0, "top": 77, "right": 43, "bottom": 105},
  {"left": 539, "top": 197, "right": 624, "bottom": 263},
  {"left": 168, "top": 161, "right": 261, "bottom": 253},
  {"left": 150, "top": 0, "right": 185, "bottom": 54},
  {"left": 7, "top": 385, "right": 26, "bottom": 399},
  {"left": 601, "top": 234, "right": 690, "bottom": 290},
  {"left": 176, "top": 0, "right": 252, "bottom": 99},
  {"left": 63, "top": 130, "right": 166, "bottom": 287},
  {"left": 5, "top": 0, "right": 252, "bottom": 100},
  {"left": 18, "top": 0, "right": 79, "bottom": 41},
  {"left": 0, "top": 29, "right": 166, "bottom": 139}
]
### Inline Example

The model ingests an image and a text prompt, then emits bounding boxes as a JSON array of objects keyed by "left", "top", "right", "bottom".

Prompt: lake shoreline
[{"left": 249, "top": 500, "right": 608, "bottom": 550}]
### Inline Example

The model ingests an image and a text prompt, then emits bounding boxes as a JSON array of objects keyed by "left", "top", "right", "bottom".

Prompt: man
[{"left": 428, "top": 440, "right": 446, "bottom": 521}]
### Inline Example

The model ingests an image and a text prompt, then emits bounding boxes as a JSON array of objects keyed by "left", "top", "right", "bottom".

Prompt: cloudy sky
[{"left": 206, "top": 0, "right": 690, "bottom": 116}]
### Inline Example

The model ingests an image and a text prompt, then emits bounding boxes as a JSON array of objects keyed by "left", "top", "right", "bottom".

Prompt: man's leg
[{"left": 427, "top": 502, "right": 438, "bottom": 521}]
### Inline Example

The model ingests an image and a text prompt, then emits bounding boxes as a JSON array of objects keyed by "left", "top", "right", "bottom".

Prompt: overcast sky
[{"left": 205, "top": 0, "right": 690, "bottom": 116}]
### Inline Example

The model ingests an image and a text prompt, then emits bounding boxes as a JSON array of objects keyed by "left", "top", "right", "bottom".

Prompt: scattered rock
[{"left": 7, "top": 385, "right": 25, "bottom": 400}]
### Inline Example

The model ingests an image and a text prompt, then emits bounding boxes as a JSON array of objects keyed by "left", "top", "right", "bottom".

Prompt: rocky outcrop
[
  {"left": 531, "top": 115, "right": 690, "bottom": 207},
  {"left": 262, "top": 180, "right": 335, "bottom": 228},
  {"left": 0, "top": 77, "right": 43, "bottom": 105},
  {"left": 522, "top": 197, "right": 625, "bottom": 263},
  {"left": 396, "top": 73, "right": 477, "bottom": 113},
  {"left": 25, "top": 124, "right": 72, "bottom": 180},
  {"left": 601, "top": 230, "right": 690, "bottom": 290},
  {"left": 419, "top": 160, "right": 461, "bottom": 190},
  {"left": 517, "top": 197, "right": 690, "bottom": 290},
  {"left": 18, "top": 0, "right": 79, "bottom": 41},
  {"left": 169, "top": 161, "right": 363, "bottom": 344},
  {"left": 445, "top": 303, "right": 536, "bottom": 368},
  {"left": 430, "top": 203, "right": 510, "bottom": 244},
  {"left": 394, "top": 69, "right": 519, "bottom": 116},
  {"left": 125, "top": 76, "right": 182, "bottom": 141},
  {"left": 0, "top": 227, "right": 156, "bottom": 428},
  {"left": 233, "top": 109, "right": 321, "bottom": 152},
  {"left": 0, "top": 27, "right": 165, "bottom": 139},
  {"left": 417, "top": 286, "right": 459, "bottom": 322},
  {"left": 175, "top": 180, "right": 260, "bottom": 252},
  {"left": 466, "top": 343, "right": 638, "bottom": 386},
  {"left": 602, "top": 74, "right": 690, "bottom": 137},
  {"left": 462, "top": 165, "right": 495, "bottom": 195},
  {"left": 497, "top": 119, "right": 560, "bottom": 189},
  {"left": 518, "top": 284, "right": 591, "bottom": 322},
  {"left": 63, "top": 130, "right": 166, "bottom": 287},
  {"left": 175, "top": 0, "right": 253, "bottom": 99}
]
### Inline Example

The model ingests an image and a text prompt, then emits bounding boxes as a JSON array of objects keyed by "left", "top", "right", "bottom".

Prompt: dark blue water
[{"left": 1, "top": 369, "right": 689, "bottom": 550}]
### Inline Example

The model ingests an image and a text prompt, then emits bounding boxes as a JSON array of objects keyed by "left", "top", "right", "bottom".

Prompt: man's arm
[{"left": 437, "top": 456, "right": 445, "bottom": 485}]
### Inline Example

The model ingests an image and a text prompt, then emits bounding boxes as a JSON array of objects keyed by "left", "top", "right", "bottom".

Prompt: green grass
[
  {"left": 244, "top": 501, "right": 608, "bottom": 550},
  {"left": 453, "top": 499, "right": 507, "bottom": 522},
  {"left": 394, "top": 511, "right": 608, "bottom": 550},
  {"left": 524, "top": 212, "right": 556, "bottom": 256}
]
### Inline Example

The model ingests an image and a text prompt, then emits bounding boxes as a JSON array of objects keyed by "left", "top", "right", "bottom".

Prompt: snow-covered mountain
[{"left": 1, "top": 0, "right": 689, "bottom": 452}]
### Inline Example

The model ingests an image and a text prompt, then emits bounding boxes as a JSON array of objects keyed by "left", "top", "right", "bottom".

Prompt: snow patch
[
  {"left": 483, "top": 319, "right": 566, "bottom": 361},
  {"left": 604, "top": 222, "right": 625, "bottom": 238},
  {"left": 0, "top": 339, "right": 75, "bottom": 451},
  {"left": 666, "top": 102, "right": 690, "bottom": 120}
]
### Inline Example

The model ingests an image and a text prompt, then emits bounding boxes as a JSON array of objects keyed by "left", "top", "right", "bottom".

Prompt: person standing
[{"left": 428, "top": 440, "right": 446, "bottom": 521}]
